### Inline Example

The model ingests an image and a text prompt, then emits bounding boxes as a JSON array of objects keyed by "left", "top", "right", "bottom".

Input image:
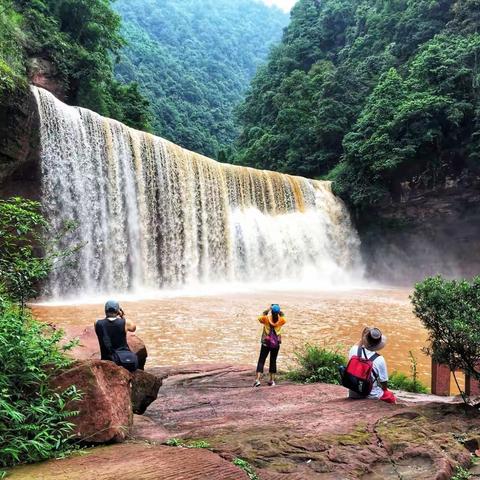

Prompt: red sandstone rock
[
  {"left": 135, "top": 364, "right": 480, "bottom": 480},
  {"left": 6, "top": 443, "right": 247, "bottom": 480},
  {"left": 59, "top": 325, "right": 147, "bottom": 369},
  {"left": 51, "top": 360, "right": 133, "bottom": 443},
  {"left": 131, "top": 369, "right": 162, "bottom": 415}
]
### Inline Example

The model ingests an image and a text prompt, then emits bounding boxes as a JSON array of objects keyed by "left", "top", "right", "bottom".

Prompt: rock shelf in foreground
[{"left": 8, "top": 364, "right": 480, "bottom": 480}]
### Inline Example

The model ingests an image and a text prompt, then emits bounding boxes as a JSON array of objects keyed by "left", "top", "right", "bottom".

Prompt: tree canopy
[
  {"left": 114, "top": 0, "right": 288, "bottom": 158},
  {"left": 235, "top": 0, "right": 480, "bottom": 209},
  {"left": 0, "top": 0, "right": 151, "bottom": 130}
]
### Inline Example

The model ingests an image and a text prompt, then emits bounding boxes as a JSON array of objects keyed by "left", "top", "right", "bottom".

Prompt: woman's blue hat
[{"left": 271, "top": 304, "right": 281, "bottom": 314}]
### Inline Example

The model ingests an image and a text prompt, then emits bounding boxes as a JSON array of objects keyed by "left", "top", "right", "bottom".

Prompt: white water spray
[{"left": 33, "top": 87, "right": 363, "bottom": 297}]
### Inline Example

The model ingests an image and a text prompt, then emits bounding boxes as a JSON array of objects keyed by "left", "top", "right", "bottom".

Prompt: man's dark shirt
[{"left": 95, "top": 317, "right": 130, "bottom": 360}]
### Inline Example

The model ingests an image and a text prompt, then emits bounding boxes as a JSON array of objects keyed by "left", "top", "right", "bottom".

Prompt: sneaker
[
  {"left": 268, "top": 380, "right": 276, "bottom": 387},
  {"left": 253, "top": 380, "right": 261, "bottom": 387}
]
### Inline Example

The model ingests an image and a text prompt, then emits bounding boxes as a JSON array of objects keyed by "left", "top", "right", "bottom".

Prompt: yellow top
[{"left": 258, "top": 314, "right": 286, "bottom": 336}]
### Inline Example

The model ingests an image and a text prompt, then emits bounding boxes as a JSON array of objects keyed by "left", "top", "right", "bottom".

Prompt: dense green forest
[
  {"left": 236, "top": 0, "right": 480, "bottom": 209},
  {"left": 114, "top": 0, "right": 288, "bottom": 158},
  {"left": 0, "top": 0, "right": 150, "bottom": 130}
]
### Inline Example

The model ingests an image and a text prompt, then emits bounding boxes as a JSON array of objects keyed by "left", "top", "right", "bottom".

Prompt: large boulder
[
  {"left": 60, "top": 325, "right": 148, "bottom": 369},
  {"left": 51, "top": 360, "right": 133, "bottom": 443},
  {"left": 131, "top": 370, "right": 162, "bottom": 415}
]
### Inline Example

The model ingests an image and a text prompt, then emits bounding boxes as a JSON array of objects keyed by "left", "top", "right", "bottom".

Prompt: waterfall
[{"left": 33, "top": 87, "right": 363, "bottom": 297}]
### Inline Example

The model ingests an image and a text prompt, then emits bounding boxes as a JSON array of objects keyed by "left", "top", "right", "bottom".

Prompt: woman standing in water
[{"left": 254, "top": 304, "right": 286, "bottom": 387}]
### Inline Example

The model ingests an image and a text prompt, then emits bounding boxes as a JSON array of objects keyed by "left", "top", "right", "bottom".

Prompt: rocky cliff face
[
  {"left": 359, "top": 175, "right": 480, "bottom": 284},
  {"left": 0, "top": 86, "right": 40, "bottom": 199}
]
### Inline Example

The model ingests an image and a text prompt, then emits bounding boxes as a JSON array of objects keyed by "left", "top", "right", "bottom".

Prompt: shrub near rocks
[
  {"left": 0, "top": 298, "right": 79, "bottom": 472},
  {"left": 412, "top": 276, "right": 480, "bottom": 383},
  {"left": 286, "top": 344, "right": 346, "bottom": 384}
]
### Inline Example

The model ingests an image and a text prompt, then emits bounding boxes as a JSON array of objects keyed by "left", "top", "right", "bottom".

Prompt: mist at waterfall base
[{"left": 34, "top": 87, "right": 365, "bottom": 303}]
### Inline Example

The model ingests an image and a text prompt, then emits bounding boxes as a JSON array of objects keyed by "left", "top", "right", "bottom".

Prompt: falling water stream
[{"left": 33, "top": 87, "right": 363, "bottom": 298}]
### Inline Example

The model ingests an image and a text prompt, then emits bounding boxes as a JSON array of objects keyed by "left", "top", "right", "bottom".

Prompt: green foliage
[
  {"left": 165, "top": 438, "right": 210, "bottom": 449},
  {"left": 0, "top": 0, "right": 26, "bottom": 97},
  {"left": 0, "top": 0, "right": 151, "bottom": 130},
  {"left": 0, "top": 297, "right": 80, "bottom": 469},
  {"left": 233, "top": 458, "right": 259, "bottom": 480},
  {"left": 187, "top": 440, "right": 210, "bottom": 449},
  {"left": 451, "top": 466, "right": 471, "bottom": 480},
  {"left": 0, "top": 197, "right": 79, "bottom": 306},
  {"left": 389, "top": 350, "right": 429, "bottom": 394},
  {"left": 114, "top": 0, "right": 288, "bottom": 158},
  {"left": 389, "top": 372, "right": 429, "bottom": 393},
  {"left": 411, "top": 276, "right": 480, "bottom": 384},
  {"left": 165, "top": 438, "right": 183, "bottom": 447},
  {"left": 286, "top": 344, "right": 346, "bottom": 384},
  {"left": 236, "top": 0, "right": 480, "bottom": 209}
]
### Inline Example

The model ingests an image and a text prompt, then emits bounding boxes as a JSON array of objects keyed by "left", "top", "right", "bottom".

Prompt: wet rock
[
  {"left": 6, "top": 443, "right": 247, "bottom": 480},
  {"left": 51, "top": 359, "right": 133, "bottom": 443},
  {"left": 28, "top": 57, "right": 67, "bottom": 101},
  {"left": 59, "top": 325, "right": 148, "bottom": 369},
  {"left": 0, "top": 85, "right": 40, "bottom": 199},
  {"left": 131, "top": 369, "right": 162, "bottom": 415}
]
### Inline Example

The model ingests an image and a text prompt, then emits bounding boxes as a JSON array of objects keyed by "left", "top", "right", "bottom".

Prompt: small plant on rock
[
  {"left": 165, "top": 438, "right": 183, "bottom": 447},
  {"left": 187, "top": 440, "right": 210, "bottom": 449},
  {"left": 233, "top": 458, "right": 259, "bottom": 480},
  {"left": 451, "top": 466, "right": 471, "bottom": 480},
  {"left": 165, "top": 438, "right": 210, "bottom": 449}
]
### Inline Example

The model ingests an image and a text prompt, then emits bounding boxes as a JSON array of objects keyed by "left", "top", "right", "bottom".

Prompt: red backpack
[{"left": 340, "top": 347, "right": 379, "bottom": 396}]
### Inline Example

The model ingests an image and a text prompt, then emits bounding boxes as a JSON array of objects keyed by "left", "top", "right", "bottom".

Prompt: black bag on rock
[{"left": 112, "top": 349, "right": 139, "bottom": 372}]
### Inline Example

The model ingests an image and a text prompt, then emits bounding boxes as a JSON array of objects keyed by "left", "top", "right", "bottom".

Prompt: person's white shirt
[{"left": 348, "top": 345, "right": 388, "bottom": 399}]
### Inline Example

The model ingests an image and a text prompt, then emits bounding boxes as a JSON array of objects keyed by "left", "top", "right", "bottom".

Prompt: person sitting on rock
[
  {"left": 344, "top": 327, "right": 396, "bottom": 403},
  {"left": 94, "top": 300, "right": 138, "bottom": 371},
  {"left": 254, "top": 304, "right": 286, "bottom": 387}
]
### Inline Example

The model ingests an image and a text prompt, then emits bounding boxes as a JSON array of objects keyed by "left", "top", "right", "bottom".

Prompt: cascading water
[{"left": 33, "top": 87, "right": 363, "bottom": 298}]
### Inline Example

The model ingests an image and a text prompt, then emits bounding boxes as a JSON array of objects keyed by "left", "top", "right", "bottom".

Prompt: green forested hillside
[
  {"left": 236, "top": 0, "right": 480, "bottom": 209},
  {"left": 0, "top": 0, "right": 151, "bottom": 130},
  {"left": 114, "top": 0, "right": 288, "bottom": 158}
]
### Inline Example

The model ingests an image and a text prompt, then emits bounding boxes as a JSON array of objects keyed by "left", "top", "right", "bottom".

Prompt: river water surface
[{"left": 32, "top": 287, "right": 435, "bottom": 386}]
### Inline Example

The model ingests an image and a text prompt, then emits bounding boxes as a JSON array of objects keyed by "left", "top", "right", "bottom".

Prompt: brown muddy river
[{"left": 32, "top": 287, "right": 435, "bottom": 386}]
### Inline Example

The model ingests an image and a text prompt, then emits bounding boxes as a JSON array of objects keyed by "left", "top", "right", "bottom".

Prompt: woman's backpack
[
  {"left": 264, "top": 325, "right": 279, "bottom": 349},
  {"left": 340, "top": 347, "right": 379, "bottom": 396}
]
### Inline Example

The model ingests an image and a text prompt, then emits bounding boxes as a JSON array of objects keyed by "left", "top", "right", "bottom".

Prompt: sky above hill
[{"left": 262, "top": 0, "right": 297, "bottom": 12}]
